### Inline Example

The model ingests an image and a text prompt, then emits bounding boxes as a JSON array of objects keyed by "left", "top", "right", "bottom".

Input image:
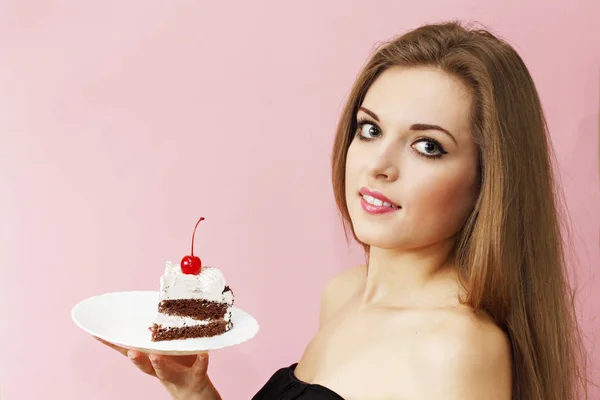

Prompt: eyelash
[{"left": 355, "top": 118, "right": 448, "bottom": 160}]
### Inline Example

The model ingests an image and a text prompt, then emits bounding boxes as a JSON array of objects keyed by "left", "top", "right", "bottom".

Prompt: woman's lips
[{"left": 359, "top": 187, "right": 401, "bottom": 214}]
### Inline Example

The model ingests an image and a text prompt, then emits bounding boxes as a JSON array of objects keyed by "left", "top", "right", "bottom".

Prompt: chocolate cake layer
[
  {"left": 150, "top": 320, "right": 230, "bottom": 341},
  {"left": 158, "top": 299, "right": 228, "bottom": 320}
]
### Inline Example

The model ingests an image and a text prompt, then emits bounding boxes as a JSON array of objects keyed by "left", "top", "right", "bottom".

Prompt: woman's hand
[{"left": 95, "top": 337, "right": 222, "bottom": 400}]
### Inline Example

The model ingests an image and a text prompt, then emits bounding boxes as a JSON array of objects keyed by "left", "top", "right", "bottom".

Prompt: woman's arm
[{"left": 409, "top": 313, "right": 512, "bottom": 400}]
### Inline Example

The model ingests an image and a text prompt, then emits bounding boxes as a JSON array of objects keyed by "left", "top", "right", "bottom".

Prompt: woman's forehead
[{"left": 360, "top": 66, "right": 473, "bottom": 137}]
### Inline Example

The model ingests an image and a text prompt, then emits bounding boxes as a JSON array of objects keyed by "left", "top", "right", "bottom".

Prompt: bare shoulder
[
  {"left": 318, "top": 265, "right": 366, "bottom": 326},
  {"left": 416, "top": 309, "right": 512, "bottom": 400}
]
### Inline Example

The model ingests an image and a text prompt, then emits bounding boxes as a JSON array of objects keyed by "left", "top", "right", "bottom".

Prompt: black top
[{"left": 252, "top": 363, "right": 345, "bottom": 400}]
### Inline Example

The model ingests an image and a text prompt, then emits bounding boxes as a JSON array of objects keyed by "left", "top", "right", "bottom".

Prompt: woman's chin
[{"left": 354, "top": 231, "right": 407, "bottom": 250}]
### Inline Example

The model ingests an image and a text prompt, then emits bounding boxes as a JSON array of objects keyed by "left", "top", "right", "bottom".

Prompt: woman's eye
[
  {"left": 412, "top": 140, "right": 446, "bottom": 157},
  {"left": 358, "top": 123, "right": 381, "bottom": 139}
]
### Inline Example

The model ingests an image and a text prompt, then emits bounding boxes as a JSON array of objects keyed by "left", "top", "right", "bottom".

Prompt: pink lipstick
[{"left": 359, "top": 187, "right": 400, "bottom": 215}]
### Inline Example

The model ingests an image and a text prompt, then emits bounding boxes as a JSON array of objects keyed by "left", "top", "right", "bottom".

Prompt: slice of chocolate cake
[{"left": 150, "top": 261, "right": 234, "bottom": 341}]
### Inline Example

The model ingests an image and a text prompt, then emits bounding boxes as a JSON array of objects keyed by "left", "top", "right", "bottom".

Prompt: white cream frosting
[
  {"left": 154, "top": 311, "right": 232, "bottom": 328},
  {"left": 157, "top": 261, "right": 234, "bottom": 305}
]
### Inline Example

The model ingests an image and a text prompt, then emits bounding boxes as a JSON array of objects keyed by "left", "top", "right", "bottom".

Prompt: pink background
[{"left": 1, "top": 1, "right": 598, "bottom": 399}]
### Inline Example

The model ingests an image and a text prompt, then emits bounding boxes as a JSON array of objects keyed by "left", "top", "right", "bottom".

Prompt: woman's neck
[{"left": 360, "top": 239, "right": 459, "bottom": 308}]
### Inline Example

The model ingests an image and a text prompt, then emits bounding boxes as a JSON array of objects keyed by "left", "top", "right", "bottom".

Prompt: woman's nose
[{"left": 367, "top": 146, "right": 399, "bottom": 182}]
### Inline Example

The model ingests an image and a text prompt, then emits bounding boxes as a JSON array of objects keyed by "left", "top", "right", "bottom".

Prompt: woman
[{"left": 98, "top": 21, "right": 589, "bottom": 399}]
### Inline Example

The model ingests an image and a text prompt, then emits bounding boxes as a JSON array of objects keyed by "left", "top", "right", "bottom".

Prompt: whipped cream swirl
[{"left": 158, "top": 261, "right": 233, "bottom": 304}]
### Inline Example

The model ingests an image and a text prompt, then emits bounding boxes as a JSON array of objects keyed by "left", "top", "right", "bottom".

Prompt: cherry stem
[{"left": 191, "top": 217, "right": 205, "bottom": 257}]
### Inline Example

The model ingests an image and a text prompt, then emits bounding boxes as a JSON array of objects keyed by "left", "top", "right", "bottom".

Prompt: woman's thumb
[{"left": 191, "top": 352, "right": 210, "bottom": 379}]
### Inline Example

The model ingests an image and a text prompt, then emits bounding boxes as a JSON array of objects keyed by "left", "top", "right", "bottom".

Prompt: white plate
[{"left": 71, "top": 291, "right": 260, "bottom": 355}]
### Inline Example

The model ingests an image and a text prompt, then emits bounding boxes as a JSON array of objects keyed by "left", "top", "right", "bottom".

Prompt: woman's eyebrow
[{"left": 358, "top": 106, "right": 457, "bottom": 145}]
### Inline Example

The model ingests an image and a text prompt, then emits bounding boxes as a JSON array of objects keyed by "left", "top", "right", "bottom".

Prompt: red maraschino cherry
[{"left": 180, "top": 217, "right": 205, "bottom": 275}]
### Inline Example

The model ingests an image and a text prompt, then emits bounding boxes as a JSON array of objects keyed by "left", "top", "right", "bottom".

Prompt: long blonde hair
[{"left": 331, "top": 21, "right": 588, "bottom": 400}]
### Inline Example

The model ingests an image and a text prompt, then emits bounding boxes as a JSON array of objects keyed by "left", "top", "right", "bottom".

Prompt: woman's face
[{"left": 345, "top": 66, "right": 479, "bottom": 251}]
